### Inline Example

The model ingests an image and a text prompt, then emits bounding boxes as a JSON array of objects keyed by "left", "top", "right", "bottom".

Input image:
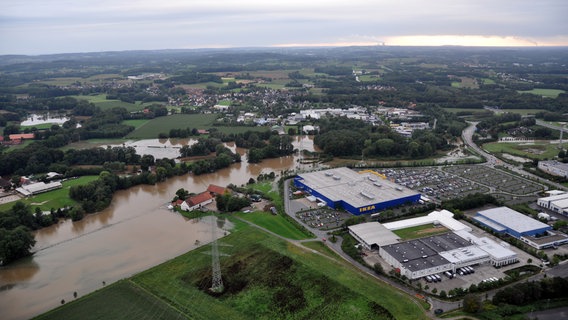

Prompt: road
[{"left": 461, "top": 121, "right": 567, "bottom": 191}]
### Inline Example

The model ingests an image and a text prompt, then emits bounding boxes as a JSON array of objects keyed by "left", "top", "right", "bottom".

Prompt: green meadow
[
  {"left": 518, "top": 88, "right": 565, "bottom": 98},
  {"left": 0, "top": 176, "right": 99, "bottom": 212},
  {"left": 483, "top": 141, "right": 560, "bottom": 160}
]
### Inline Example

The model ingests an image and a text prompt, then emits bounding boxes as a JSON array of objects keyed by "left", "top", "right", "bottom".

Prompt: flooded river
[{"left": 0, "top": 136, "right": 318, "bottom": 320}]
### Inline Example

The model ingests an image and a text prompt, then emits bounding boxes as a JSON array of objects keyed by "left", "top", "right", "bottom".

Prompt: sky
[{"left": 1, "top": 0, "right": 567, "bottom": 55}]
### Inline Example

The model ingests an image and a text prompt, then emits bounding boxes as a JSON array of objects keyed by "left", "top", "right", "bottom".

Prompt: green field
[
  {"left": 35, "top": 225, "right": 428, "bottom": 320},
  {"left": 518, "top": 88, "right": 565, "bottom": 98},
  {"left": 358, "top": 74, "right": 380, "bottom": 82},
  {"left": 122, "top": 119, "right": 150, "bottom": 129},
  {"left": 125, "top": 114, "right": 269, "bottom": 138},
  {"left": 0, "top": 176, "right": 99, "bottom": 212},
  {"left": 392, "top": 224, "right": 449, "bottom": 240},
  {"left": 69, "top": 94, "right": 149, "bottom": 112},
  {"left": 483, "top": 141, "right": 560, "bottom": 160},
  {"left": 450, "top": 77, "right": 478, "bottom": 89},
  {"left": 34, "top": 280, "right": 183, "bottom": 320},
  {"left": 235, "top": 211, "right": 312, "bottom": 240},
  {"left": 482, "top": 78, "right": 496, "bottom": 85},
  {"left": 125, "top": 114, "right": 218, "bottom": 138}
]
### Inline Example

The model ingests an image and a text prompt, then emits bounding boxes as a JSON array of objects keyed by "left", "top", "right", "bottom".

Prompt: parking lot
[
  {"left": 295, "top": 206, "right": 354, "bottom": 230},
  {"left": 442, "top": 165, "right": 543, "bottom": 195},
  {"left": 376, "top": 165, "right": 544, "bottom": 205},
  {"left": 377, "top": 167, "right": 489, "bottom": 202}
]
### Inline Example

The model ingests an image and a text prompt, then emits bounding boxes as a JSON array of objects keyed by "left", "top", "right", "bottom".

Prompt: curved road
[{"left": 461, "top": 121, "right": 567, "bottom": 191}]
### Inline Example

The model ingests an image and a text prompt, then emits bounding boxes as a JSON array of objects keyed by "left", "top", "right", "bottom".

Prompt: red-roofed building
[
  {"left": 181, "top": 192, "right": 213, "bottom": 211},
  {"left": 207, "top": 184, "right": 228, "bottom": 196},
  {"left": 197, "top": 129, "right": 209, "bottom": 135},
  {"left": 9, "top": 133, "right": 35, "bottom": 140}
]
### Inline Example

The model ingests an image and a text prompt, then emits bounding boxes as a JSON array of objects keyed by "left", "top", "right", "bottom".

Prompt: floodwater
[
  {"left": 0, "top": 135, "right": 319, "bottom": 320},
  {"left": 20, "top": 113, "right": 69, "bottom": 126}
]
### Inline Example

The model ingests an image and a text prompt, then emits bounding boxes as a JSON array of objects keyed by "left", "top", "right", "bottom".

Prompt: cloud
[{"left": 1, "top": 0, "right": 566, "bottom": 54}]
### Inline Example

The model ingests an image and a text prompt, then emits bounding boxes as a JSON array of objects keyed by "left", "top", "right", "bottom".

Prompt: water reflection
[{"left": 0, "top": 135, "right": 320, "bottom": 320}]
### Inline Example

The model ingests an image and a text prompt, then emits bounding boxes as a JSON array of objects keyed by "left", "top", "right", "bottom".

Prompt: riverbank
[{"left": 33, "top": 220, "right": 428, "bottom": 320}]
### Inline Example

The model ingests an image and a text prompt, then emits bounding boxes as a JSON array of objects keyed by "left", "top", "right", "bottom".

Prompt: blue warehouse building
[
  {"left": 294, "top": 167, "right": 421, "bottom": 216},
  {"left": 474, "top": 207, "right": 552, "bottom": 238}
]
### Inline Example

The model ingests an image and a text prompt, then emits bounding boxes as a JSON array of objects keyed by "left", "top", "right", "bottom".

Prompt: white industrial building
[
  {"left": 349, "top": 209, "right": 518, "bottom": 279},
  {"left": 538, "top": 160, "right": 568, "bottom": 178},
  {"left": 538, "top": 192, "right": 568, "bottom": 215},
  {"left": 348, "top": 222, "right": 401, "bottom": 250},
  {"left": 16, "top": 181, "right": 62, "bottom": 197}
]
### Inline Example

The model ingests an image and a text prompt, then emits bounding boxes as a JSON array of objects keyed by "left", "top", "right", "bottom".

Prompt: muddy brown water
[{"left": 0, "top": 136, "right": 318, "bottom": 320}]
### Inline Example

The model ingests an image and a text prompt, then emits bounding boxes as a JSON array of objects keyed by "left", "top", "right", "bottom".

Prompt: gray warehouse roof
[
  {"left": 348, "top": 222, "right": 401, "bottom": 247},
  {"left": 477, "top": 207, "right": 550, "bottom": 234},
  {"left": 296, "top": 167, "right": 420, "bottom": 208}
]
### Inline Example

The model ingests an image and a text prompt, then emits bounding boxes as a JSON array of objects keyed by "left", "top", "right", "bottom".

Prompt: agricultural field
[
  {"left": 518, "top": 88, "right": 565, "bottom": 98},
  {"left": 482, "top": 141, "right": 560, "bottom": 160},
  {"left": 69, "top": 94, "right": 158, "bottom": 112},
  {"left": 33, "top": 280, "right": 184, "bottom": 320},
  {"left": 35, "top": 225, "right": 428, "bottom": 320},
  {"left": 358, "top": 74, "right": 380, "bottom": 82},
  {"left": 122, "top": 119, "right": 150, "bottom": 129},
  {"left": 0, "top": 176, "right": 99, "bottom": 212},
  {"left": 450, "top": 77, "right": 479, "bottom": 89},
  {"left": 481, "top": 78, "right": 496, "bottom": 85},
  {"left": 125, "top": 114, "right": 218, "bottom": 138},
  {"left": 392, "top": 224, "right": 449, "bottom": 240}
]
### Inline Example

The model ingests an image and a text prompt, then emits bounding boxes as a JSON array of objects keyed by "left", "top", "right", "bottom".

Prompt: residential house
[{"left": 181, "top": 192, "right": 213, "bottom": 211}]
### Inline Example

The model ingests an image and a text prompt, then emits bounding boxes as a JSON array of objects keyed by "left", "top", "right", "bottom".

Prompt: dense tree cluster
[
  {"left": 441, "top": 193, "right": 499, "bottom": 212},
  {"left": 215, "top": 193, "right": 251, "bottom": 212},
  {"left": 492, "top": 277, "right": 568, "bottom": 306},
  {"left": 314, "top": 117, "right": 452, "bottom": 159}
]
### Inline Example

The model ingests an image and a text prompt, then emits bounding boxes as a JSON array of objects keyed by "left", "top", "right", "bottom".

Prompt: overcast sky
[{"left": 1, "top": 0, "right": 567, "bottom": 55}]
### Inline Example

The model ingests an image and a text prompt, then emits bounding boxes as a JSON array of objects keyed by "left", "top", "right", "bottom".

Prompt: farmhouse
[
  {"left": 207, "top": 184, "right": 228, "bottom": 196},
  {"left": 294, "top": 167, "right": 420, "bottom": 215},
  {"left": 181, "top": 192, "right": 213, "bottom": 211}
]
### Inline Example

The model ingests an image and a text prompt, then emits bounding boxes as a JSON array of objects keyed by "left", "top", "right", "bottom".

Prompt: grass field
[
  {"left": 20, "top": 123, "right": 58, "bottom": 130},
  {"left": 69, "top": 94, "right": 149, "bottom": 112},
  {"left": 482, "top": 78, "right": 496, "bottom": 85},
  {"left": 122, "top": 119, "right": 150, "bottom": 129},
  {"left": 301, "top": 240, "right": 339, "bottom": 259},
  {"left": 35, "top": 225, "right": 428, "bottom": 320},
  {"left": 0, "top": 176, "right": 99, "bottom": 212},
  {"left": 125, "top": 114, "right": 218, "bottom": 138},
  {"left": 234, "top": 211, "right": 312, "bottom": 240},
  {"left": 392, "top": 224, "right": 449, "bottom": 240},
  {"left": 450, "top": 77, "right": 479, "bottom": 89},
  {"left": 33, "top": 280, "right": 184, "bottom": 320},
  {"left": 358, "top": 74, "right": 380, "bottom": 82},
  {"left": 518, "top": 88, "right": 565, "bottom": 98},
  {"left": 483, "top": 141, "right": 560, "bottom": 160}
]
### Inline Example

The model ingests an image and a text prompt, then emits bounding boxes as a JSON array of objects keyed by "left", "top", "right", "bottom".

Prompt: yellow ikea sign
[{"left": 359, "top": 205, "right": 376, "bottom": 213}]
